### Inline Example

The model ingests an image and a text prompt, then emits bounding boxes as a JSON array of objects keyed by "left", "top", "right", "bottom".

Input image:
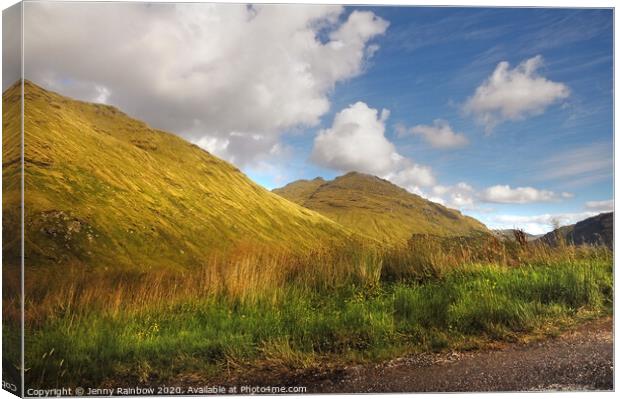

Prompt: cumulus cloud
[
  {"left": 385, "top": 163, "right": 436, "bottom": 191},
  {"left": 312, "top": 102, "right": 395, "bottom": 175},
  {"left": 23, "top": 2, "right": 388, "bottom": 166},
  {"left": 310, "top": 104, "right": 570, "bottom": 211},
  {"left": 194, "top": 133, "right": 286, "bottom": 168},
  {"left": 311, "top": 101, "right": 436, "bottom": 191},
  {"left": 400, "top": 119, "right": 468, "bottom": 149},
  {"left": 585, "top": 200, "right": 613, "bottom": 212},
  {"left": 464, "top": 55, "right": 570, "bottom": 131},
  {"left": 430, "top": 183, "right": 476, "bottom": 209},
  {"left": 426, "top": 182, "right": 568, "bottom": 209},
  {"left": 480, "top": 185, "right": 566, "bottom": 204}
]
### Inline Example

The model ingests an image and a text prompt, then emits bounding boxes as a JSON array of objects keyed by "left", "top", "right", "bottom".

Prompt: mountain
[
  {"left": 538, "top": 212, "right": 613, "bottom": 248},
  {"left": 275, "top": 177, "right": 326, "bottom": 204},
  {"left": 2, "top": 81, "right": 353, "bottom": 270},
  {"left": 273, "top": 172, "right": 488, "bottom": 244}
]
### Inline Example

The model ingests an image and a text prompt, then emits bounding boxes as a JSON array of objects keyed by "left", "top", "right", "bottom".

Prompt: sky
[{"left": 12, "top": 2, "right": 613, "bottom": 234}]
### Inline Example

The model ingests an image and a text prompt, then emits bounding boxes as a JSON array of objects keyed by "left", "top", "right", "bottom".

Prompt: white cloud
[
  {"left": 23, "top": 2, "right": 388, "bottom": 166},
  {"left": 312, "top": 102, "right": 395, "bottom": 175},
  {"left": 311, "top": 101, "right": 436, "bottom": 191},
  {"left": 464, "top": 55, "right": 570, "bottom": 131},
  {"left": 431, "top": 182, "right": 476, "bottom": 209},
  {"left": 480, "top": 185, "right": 565, "bottom": 204},
  {"left": 489, "top": 212, "right": 597, "bottom": 235},
  {"left": 93, "top": 85, "right": 111, "bottom": 104},
  {"left": 194, "top": 131, "right": 296, "bottom": 168},
  {"left": 424, "top": 181, "right": 571, "bottom": 213},
  {"left": 385, "top": 163, "right": 436, "bottom": 190},
  {"left": 585, "top": 200, "right": 613, "bottom": 212},
  {"left": 403, "top": 119, "right": 469, "bottom": 149}
]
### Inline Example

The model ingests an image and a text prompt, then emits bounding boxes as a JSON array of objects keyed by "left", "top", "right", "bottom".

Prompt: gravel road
[
  {"left": 177, "top": 317, "right": 613, "bottom": 393},
  {"left": 292, "top": 317, "right": 613, "bottom": 393}
]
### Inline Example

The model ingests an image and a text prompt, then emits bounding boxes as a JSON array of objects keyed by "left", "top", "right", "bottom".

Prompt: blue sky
[
  {"left": 245, "top": 7, "right": 613, "bottom": 234},
  {"left": 22, "top": 3, "right": 613, "bottom": 234}
]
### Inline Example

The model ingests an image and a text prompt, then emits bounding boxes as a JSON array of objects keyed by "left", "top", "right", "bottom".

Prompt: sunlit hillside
[
  {"left": 274, "top": 172, "right": 488, "bottom": 244},
  {"left": 3, "top": 81, "right": 355, "bottom": 270}
]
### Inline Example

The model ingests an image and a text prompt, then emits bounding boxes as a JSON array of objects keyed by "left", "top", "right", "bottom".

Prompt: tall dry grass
[
  {"left": 8, "top": 233, "right": 612, "bottom": 389},
  {"left": 12, "top": 232, "right": 611, "bottom": 328},
  {"left": 382, "top": 231, "right": 607, "bottom": 281},
  {"left": 17, "top": 241, "right": 383, "bottom": 326}
]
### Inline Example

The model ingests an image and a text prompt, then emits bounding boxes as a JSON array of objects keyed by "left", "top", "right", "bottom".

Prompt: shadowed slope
[
  {"left": 273, "top": 172, "right": 488, "bottom": 244},
  {"left": 3, "top": 81, "right": 353, "bottom": 270},
  {"left": 539, "top": 212, "right": 613, "bottom": 249}
]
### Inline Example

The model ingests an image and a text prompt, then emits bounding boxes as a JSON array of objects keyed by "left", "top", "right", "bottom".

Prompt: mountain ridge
[
  {"left": 273, "top": 172, "right": 489, "bottom": 244},
  {"left": 538, "top": 212, "right": 613, "bottom": 248}
]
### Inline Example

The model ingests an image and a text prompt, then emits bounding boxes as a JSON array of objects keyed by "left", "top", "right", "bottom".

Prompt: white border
[{"left": 0, "top": 1, "right": 616, "bottom": 399}]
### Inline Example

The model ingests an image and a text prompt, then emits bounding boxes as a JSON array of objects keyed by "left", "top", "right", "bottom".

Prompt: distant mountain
[
  {"left": 538, "top": 212, "right": 613, "bottom": 248},
  {"left": 2, "top": 81, "right": 353, "bottom": 270},
  {"left": 273, "top": 172, "right": 488, "bottom": 244},
  {"left": 492, "top": 229, "right": 541, "bottom": 242}
]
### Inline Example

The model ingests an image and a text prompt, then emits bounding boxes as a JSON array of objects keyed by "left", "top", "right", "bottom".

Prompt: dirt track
[{"left": 290, "top": 317, "right": 614, "bottom": 392}]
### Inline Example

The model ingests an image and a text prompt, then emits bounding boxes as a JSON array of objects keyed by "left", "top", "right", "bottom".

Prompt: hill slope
[
  {"left": 273, "top": 172, "right": 488, "bottom": 244},
  {"left": 3, "top": 81, "right": 353, "bottom": 270},
  {"left": 539, "top": 212, "right": 613, "bottom": 248}
]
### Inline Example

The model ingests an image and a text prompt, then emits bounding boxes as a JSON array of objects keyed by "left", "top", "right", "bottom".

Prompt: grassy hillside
[
  {"left": 273, "top": 172, "right": 488, "bottom": 244},
  {"left": 273, "top": 177, "right": 326, "bottom": 204},
  {"left": 2, "top": 79, "right": 23, "bottom": 392},
  {"left": 3, "top": 81, "right": 354, "bottom": 270},
  {"left": 2, "top": 82, "right": 22, "bottom": 265}
]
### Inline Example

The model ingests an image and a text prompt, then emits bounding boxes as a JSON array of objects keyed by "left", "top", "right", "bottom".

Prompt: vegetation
[
  {"left": 2, "top": 80, "right": 23, "bottom": 392},
  {"left": 2, "top": 82, "right": 613, "bottom": 390},
  {"left": 273, "top": 172, "right": 488, "bottom": 244},
  {"left": 3, "top": 81, "right": 354, "bottom": 272},
  {"left": 7, "top": 236, "right": 611, "bottom": 388}
]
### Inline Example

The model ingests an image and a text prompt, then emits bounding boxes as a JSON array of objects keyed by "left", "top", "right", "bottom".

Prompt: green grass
[{"left": 21, "top": 257, "right": 612, "bottom": 388}]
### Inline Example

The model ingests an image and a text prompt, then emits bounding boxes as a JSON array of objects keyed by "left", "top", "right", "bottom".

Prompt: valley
[{"left": 2, "top": 81, "right": 613, "bottom": 392}]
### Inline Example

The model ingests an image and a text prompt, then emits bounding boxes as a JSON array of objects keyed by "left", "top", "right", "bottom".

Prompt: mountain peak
[
  {"left": 338, "top": 171, "right": 381, "bottom": 181},
  {"left": 273, "top": 173, "right": 488, "bottom": 243},
  {"left": 341, "top": 170, "right": 367, "bottom": 177}
]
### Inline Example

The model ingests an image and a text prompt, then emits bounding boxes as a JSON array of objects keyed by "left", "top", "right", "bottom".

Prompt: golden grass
[
  {"left": 3, "top": 230, "right": 611, "bottom": 389},
  {"left": 382, "top": 231, "right": 606, "bottom": 281},
  {"left": 2, "top": 80, "right": 355, "bottom": 272},
  {"left": 7, "top": 233, "right": 609, "bottom": 330}
]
